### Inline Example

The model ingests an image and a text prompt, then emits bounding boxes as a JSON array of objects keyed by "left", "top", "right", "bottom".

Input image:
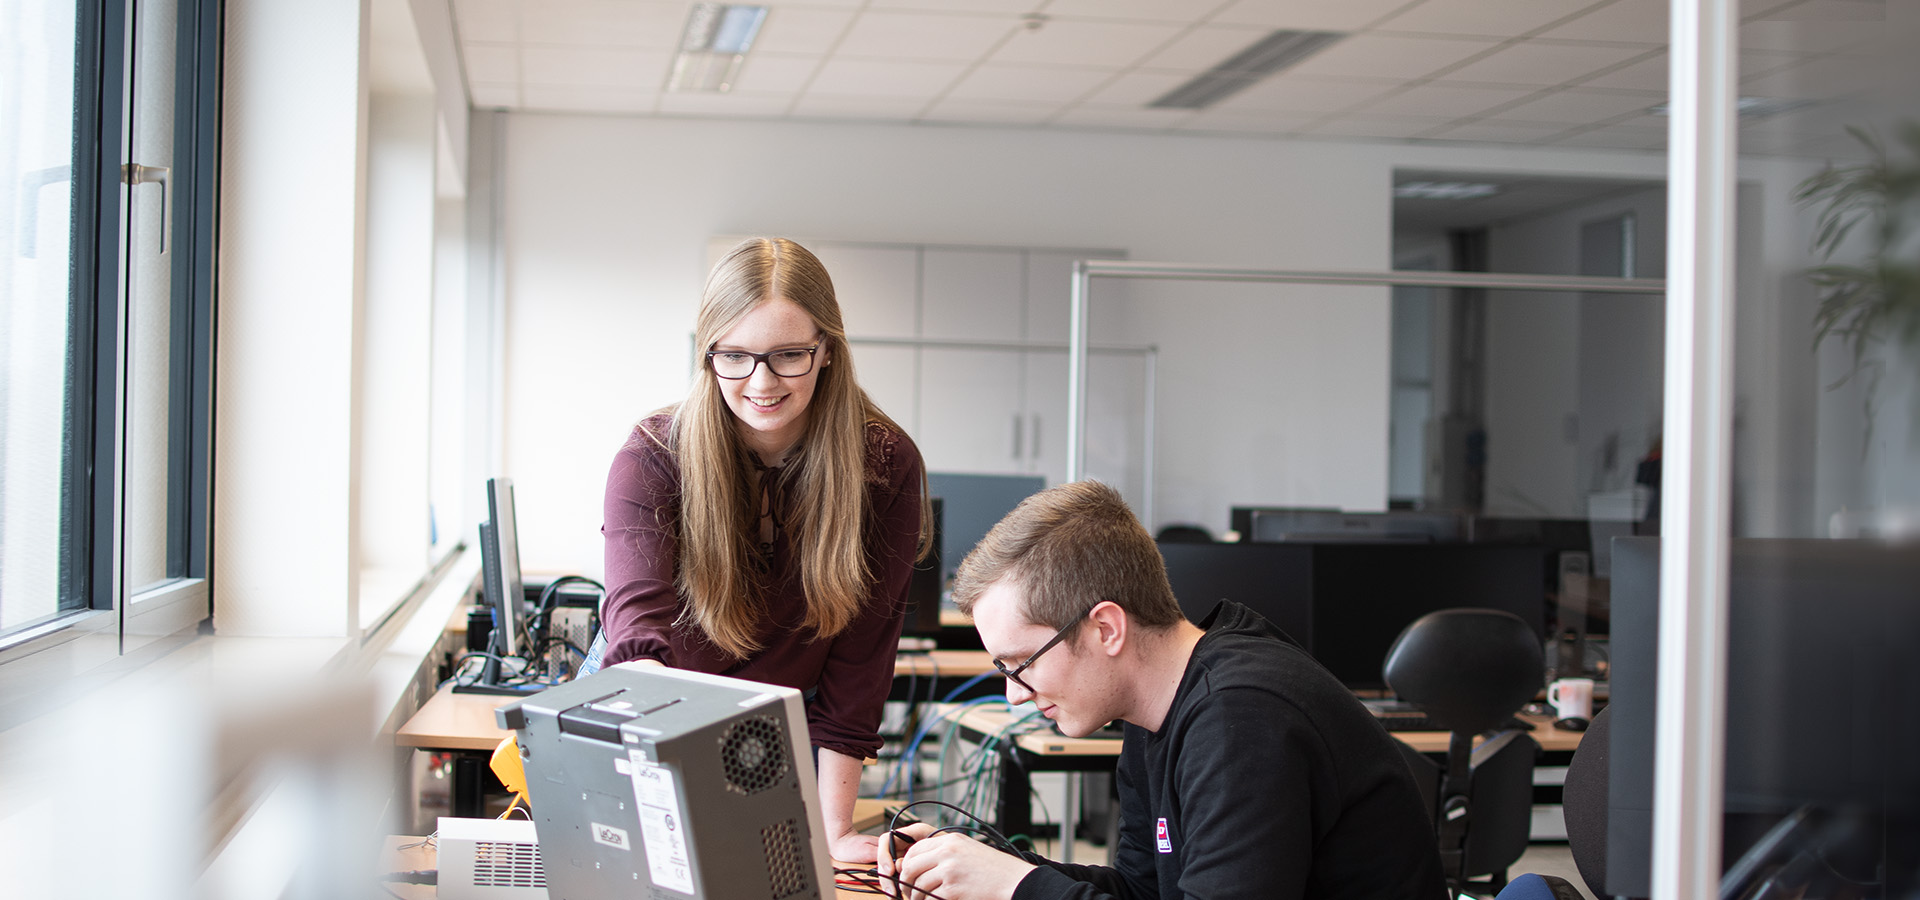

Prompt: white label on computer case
[
  {"left": 592, "top": 822, "right": 631, "bottom": 851},
  {"left": 614, "top": 757, "right": 631, "bottom": 775},
  {"left": 628, "top": 752, "right": 696, "bottom": 894}
]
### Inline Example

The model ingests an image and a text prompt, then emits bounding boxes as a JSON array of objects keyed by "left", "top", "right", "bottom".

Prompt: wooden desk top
[
  {"left": 955, "top": 707, "right": 1586, "bottom": 757},
  {"left": 893, "top": 649, "right": 995, "bottom": 678},
  {"left": 394, "top": 685, "right": 520, "bottom": 751}
]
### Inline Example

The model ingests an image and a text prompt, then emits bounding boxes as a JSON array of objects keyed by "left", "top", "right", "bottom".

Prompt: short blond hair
[{"left": 951, "top": 481, "right": 1184, "bottom": 631}]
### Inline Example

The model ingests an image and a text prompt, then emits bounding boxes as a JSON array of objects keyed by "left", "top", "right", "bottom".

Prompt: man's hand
[{"left": 877, "top": 824, "right": 1034, "bottom": 900}]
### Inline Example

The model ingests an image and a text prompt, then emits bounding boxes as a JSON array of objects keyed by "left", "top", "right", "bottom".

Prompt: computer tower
[{"left": 497, "top": 664, "right": 832, "bottom": 900}]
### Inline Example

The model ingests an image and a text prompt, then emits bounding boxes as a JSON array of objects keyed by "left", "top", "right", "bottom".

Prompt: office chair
[{"left": 1383, "top": 608, "right": 1545, "bottom": 896}]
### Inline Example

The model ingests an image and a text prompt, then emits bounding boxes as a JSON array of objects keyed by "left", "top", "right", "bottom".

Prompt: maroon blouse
[{"left": 599, "top": 413, "right": 924, "bottom": 760}]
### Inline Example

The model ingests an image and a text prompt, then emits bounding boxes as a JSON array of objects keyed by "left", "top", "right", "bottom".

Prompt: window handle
[
  {"left": 121, "top": 163, "right": 172, "bottom": 254},
  {"left": 16, "top": 165, "right": 72, "bottom": 258}
]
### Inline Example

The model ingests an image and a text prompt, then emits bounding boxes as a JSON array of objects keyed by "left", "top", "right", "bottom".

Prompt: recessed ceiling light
[
  {"left": 1646, "top": 96, "right": 1813, "bottom": 118},
  {"left": 1394, "top": 181, "right": 1500, "bottom": 200},
  {"left": 1148, "top": 30, "right": 1345, "bottom": 110},
  {"left": 668, "top": 3, "right": 768, "bottom": 93}
]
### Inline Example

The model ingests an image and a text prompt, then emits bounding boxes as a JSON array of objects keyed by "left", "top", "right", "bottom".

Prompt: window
[{"left": 0, "top": 0, "right": 218, "bottom": 654}]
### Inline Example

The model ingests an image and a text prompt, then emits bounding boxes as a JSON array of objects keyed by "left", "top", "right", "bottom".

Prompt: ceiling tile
[
  {"left": 1577, "top": 52, "right": 1665, "bottom": 90},
  {"left": 1436, "top": 41, "right": 1654, "bottom": 87},
  {"left": 1377, "top": 0, "right": 1614, "bottom": 39},
  {"left": 655, "top": 91, "right": 798, "bottom": 117},
  {"left": 1136, "top": 24, "right": 1276, "bottom": 73},
  {"left": 1306, "top": 114, "right": 1461, "bottom": 138},
  {"left": 990, "top": 19, "right": 1184, "bottom": 67},
  {"left": 1355, "top": 82, "right": 1542, "bottom": 118},
  {"left": 867, "top": 0, "right": 1041, "bottom": 11},
  {"left": 518, "top": 0, "right": 682, "bottom": 48},
  {"left": 1213, "top": 74, "right": 1403, "bottom": 114},
  {"left": 1210, "top": 0, "right": 1416, "bottom": 32},
  {"left": 1284, "top": 33, "right": 1503, "bottom": 82},
  {"left": 468, "top": 82, "right": 519, "bottom": 108},
  {"left": 1750, "top": 0, "right": 1889, "bottom": 22},
  {"left": 835, "top": 10, "right": 1019, "bottom": 62},
  {"left": 462, "top": 43, "right": 520, "bottom": 84},
  {"left": 522, "top": 47, "right": 673, "bottom": 88},
  {"left": 730, "top": 54, "right": 824, "bottom": 94},
  {"left": 787, "top": 93, "right": 927, "bottom": 120},
  {"left": 804, "top": 58, "right": 970, "bottom": 98},
  {"left": 944, "top": 64, "right": 1116, "bottom": 104},
  {"left": 453, "top": 0, "right": 521, "bottom": 43},
  {"left": 1489, "top": 87, "right": 1662, "bottom": 123},
  {"left": 1537, "top": 0, "right": 1667, "bottom": 45},
  {"left": 1082, "top": 69, "right": 1193, "bottom": 106},
  {"left": 520, "top": 85, "right": 658, "bottom": 113},
  {"left": 1176, "top": 108, "right": 1320, "bottom": 134},
  {"left": 1739, "top": 54, "right": 1884, "bottom": 99},
  {"left": 752, "top": 8, "right": 858, "bottom": 56},
  {"left": 918, "top": 98, "right": 1062, "bottom": 124},
  {"left": 1738, "top": 19, "right": 1884, "bottom": 52},
  {"left": 1050, "top": 103, "right": 1199, "bottom": 129},
  {"left": 1426, "top": 119, "right": 1579, "bottom": 142},
  {"left": 1043, "top": 0, "right": 1218, "bottom": 23},
  {"left": 1551, "top": 125, "right": 1667, "bottom": 150}
]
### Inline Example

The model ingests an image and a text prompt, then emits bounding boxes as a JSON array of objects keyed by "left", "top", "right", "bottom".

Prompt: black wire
[{"left": 887, "top": 800, "right": 1022, "bottom": 857}]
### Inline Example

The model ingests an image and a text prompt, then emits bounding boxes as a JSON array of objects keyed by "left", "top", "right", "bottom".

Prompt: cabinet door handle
[
  {"left": 1012, "top": 414, "right": 1023, "bottom": 460},
  {"left": 1030, "top": 414, "right": 1041, "bottom": 460}
]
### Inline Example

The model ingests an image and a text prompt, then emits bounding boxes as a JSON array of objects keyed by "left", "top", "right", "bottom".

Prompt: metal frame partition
[{"left": 1063, "top": 261, "right": 1667, "bottom": 486}]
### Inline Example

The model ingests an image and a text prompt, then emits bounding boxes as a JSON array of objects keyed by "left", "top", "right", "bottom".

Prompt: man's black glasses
[
  {"left": 706, "top": 343, "right": 820, "bottom": 380},
  {"left": 994, "top": 609, "right": 1093, "bottom": 693}
]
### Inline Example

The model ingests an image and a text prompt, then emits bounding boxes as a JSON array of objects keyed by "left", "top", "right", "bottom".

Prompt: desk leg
[
  {"left": 452, "top": 751, "right": 488, "bottom": 819},
  {"left": 1060, "top": 774, "right": 1079, "bottom": 864},
  {"left": 993, "top": 749, "right": 1033, "bottom": 848}
]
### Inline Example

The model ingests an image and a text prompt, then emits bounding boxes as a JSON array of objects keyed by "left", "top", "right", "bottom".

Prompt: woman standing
[{"left": 600, "top": 237, "right": 929, "bottom": 863}]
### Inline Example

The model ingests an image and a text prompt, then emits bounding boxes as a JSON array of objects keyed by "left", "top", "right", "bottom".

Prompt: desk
[
  {"left": 951, "top": 707, "right": 1587, "bottom": 860},
  {"left": 395, "top": 686, "right": 522, "bottom": 817}
]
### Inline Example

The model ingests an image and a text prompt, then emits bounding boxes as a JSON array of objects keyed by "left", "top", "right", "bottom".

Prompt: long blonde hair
[{"left": 665, "top": 237, "right": 930, "bottom": 660}]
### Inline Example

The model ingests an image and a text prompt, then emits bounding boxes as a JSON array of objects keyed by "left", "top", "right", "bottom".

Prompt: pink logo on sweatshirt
[{"left": 1155, "top": 817, "right": 1172, "bottom": 853}]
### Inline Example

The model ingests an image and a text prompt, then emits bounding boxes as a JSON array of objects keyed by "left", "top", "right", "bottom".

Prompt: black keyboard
[{"left": 1373, "top": 712, "right": 1534, "bottom": 733}]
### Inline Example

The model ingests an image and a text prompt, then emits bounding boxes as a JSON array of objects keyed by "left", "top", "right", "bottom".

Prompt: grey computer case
[{"left": 497, "top": 664, "right": 831, "bottom": 900}]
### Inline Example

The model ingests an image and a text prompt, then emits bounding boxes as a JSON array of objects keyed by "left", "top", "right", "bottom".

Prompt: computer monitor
[
  {"left": 927, "top": 472, "right": 1046, "bottom": 585},
  {"left": 456, "top": 477, "right": 534, "bottom": 695},
  {"left": 1157, "top": 541, "right": 1315, "bottom": 651},
  {"left": 1308, "top": 544, "right": 1550, "bottom": 690},
  {"left": 901, "top": 497, "right": 944, "bottom": 637},
  {"left": 1605, "top": 537, "right": 1920, "bottom": 897},
  {"left": 1247, "top": 509, "right": 1465, "bottom": 544},
  {"left": 498, "top": 664, "right": 833, "bottom": 900}
]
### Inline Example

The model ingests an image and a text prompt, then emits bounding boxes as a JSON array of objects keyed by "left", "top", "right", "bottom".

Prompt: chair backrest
[
  {"left": 1562, "top": 705, "right": 1615, "bottom": 897},
  {"left": 1382, "top": 608, "right": 1544, "bottom": 735}
]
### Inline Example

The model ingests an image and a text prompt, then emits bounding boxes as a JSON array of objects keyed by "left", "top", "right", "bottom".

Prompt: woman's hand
[{"left": 829, "top": 829, "right": 880, "bottom": 865}]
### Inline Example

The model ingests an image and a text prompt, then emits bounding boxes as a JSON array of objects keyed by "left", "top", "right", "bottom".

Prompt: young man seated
[{"left": 879, "top": 480, "right": 1446, "bottom": 900}]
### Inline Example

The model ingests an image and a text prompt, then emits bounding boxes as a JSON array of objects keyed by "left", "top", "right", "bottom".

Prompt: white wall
[{"left": 493, "top": 113, "right": 1703, "bottom": 575}]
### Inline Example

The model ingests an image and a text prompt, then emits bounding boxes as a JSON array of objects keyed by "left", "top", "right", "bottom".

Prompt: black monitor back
[
  {"left": 1158, "top": 542, "right": 1549, "bottom": 690},
  {"left": 1606, "top": 537, "right": 1920, "bottom": 897},
  {"left": 1158, "top": 542, "right": 1314, "bottom": 651},
  {"left": 1309, "top": 544, "right": 1549, "bottom": 689}
]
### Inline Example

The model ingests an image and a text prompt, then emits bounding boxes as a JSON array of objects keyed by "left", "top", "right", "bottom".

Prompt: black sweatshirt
[{"left": 1010, "top": 601, "right": 1448, "bottom": 900}]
